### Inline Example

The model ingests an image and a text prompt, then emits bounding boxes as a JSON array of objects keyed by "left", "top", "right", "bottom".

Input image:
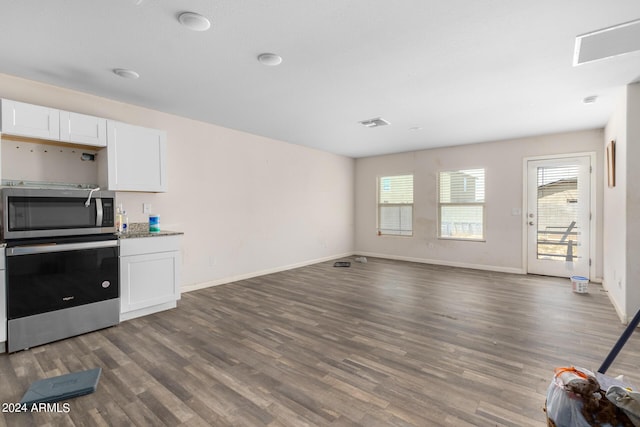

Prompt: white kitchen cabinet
[
  {"left": 119, "top": 235, "right": 181, "bottom": 321},
  {"left": 1, "top": 248, "right": 6, "bottom": 353},
  {"left": 1, "top": 99, "right": 60, "bottom": 140},
  {"left": 1, "top": 99, "right": 107, "bottom": 147},
  {"left": 59, "top": 111, "right": 107, "bottom": 147},
  {"left": 103, "top": 120, "right": 167, "bottom": 192}
]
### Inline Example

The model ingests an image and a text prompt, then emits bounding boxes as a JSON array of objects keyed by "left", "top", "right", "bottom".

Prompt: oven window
[
  {"left": 8, "top": 197, "right": 97, "bottom": 231},
  {"left": 6, "top": 245, "right": 119, "bottom": 319}
]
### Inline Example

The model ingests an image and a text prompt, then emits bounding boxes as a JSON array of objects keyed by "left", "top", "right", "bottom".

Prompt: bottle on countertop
[
  {"left": 116, "top": 204, "right": 123, "bottom": 233},
  {"left": 121, "top": 210, "right": 129, "bottom": 233}
]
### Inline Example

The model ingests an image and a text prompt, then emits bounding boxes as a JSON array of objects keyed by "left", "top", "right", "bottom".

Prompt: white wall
[
  {"left": 603, "top": 83, "right": 640, "bottom": 323},
  {"left": 0, "top": 74, "right": 355, "bottom": 289},
  {"left": 355, "top": 130, "right": 604, "bottom": 276},
  {"left": 626, "top": 83, "right": 640, "bottom": 320},
  {"left": 603, "top": 86, "right": 628, "bottom": 320}
]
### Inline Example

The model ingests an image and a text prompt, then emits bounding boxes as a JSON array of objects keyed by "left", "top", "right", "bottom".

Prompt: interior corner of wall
[{"left": 602, "top": 281, "right": 627, "bottom": 323}]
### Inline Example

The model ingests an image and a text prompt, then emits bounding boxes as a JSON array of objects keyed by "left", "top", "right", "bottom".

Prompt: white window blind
[
  {"left": 378, "top": 174, "right": 413, "bottom": 236},
  {"left": 536, "top": 165, "right": 581, "bottom": 261},
  {"left": 439, "top": 169, "right": 485, "bottom": 240}
]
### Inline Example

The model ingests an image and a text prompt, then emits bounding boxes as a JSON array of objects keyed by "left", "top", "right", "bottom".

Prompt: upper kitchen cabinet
[
  {"left": 1, "top": 98, "right": 60, "bottom": 140},
  {"left": 59, "top": 111, "right": 107, "bottom": 147},
  {"left": 1, "top": 99, "right": 107, "bottom": 147},
  {"left": 101, "top": 120, "right": 167, "bottom": 192}
]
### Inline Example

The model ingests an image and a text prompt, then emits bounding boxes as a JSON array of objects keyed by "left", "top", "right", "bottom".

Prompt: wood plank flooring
[{"left": 2, "top": 256, "right": 640, "bottom": 426}]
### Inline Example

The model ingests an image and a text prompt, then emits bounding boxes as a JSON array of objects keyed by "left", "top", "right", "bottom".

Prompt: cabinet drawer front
[{"left": 119, "top": 235, "right": 181, "bottom": 256}]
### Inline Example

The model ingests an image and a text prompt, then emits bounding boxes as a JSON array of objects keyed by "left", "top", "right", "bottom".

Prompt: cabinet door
[
  {"left": 106, "top": 120, "right": 167, "bottom": 192},
  {"left": 1, "top": 99, "right": 60, "bottom": 140},
  {"left": 120, "top": 251, "right": 180, "bottom": 314},
  {"left": 1, "top": 249, "right": 6, "bottom": 346},
  {"left": 60, "top": 111, "right": 107, "bottom": 147}
]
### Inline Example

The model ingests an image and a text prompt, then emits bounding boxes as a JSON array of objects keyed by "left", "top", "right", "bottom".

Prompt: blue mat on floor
[{"left": 20, "top": 368, "right": 101, "bottom": 405}]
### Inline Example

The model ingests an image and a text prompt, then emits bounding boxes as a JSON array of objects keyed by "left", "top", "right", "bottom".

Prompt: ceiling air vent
[
  {"left": 359, "top": 117, "right": 390, "bottom": 128},
  {"left": 574, "top": 18, "right": 640, "bottom": 65}
]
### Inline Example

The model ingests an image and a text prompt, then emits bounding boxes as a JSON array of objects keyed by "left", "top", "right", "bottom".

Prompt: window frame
[
  {"left": 437, "top": 168, "right": 486, "bottom": 242},
  {"left": 377, "top": 174, "right": 414, "bottom": 237}
]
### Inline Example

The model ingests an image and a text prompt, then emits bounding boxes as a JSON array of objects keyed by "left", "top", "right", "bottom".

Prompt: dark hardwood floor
[{"left": 2, "top": 256, "right": 640, "bottom": 426}]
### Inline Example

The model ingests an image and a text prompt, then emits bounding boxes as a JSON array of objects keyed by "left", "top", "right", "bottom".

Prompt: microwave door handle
[{"left": 96, "top": 198, "right": 103, "bottom": 226}]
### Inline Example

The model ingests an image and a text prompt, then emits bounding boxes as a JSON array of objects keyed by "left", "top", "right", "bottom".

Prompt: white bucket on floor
[{"left": 570, "top": 276, "right": 589, "bottom": 293}]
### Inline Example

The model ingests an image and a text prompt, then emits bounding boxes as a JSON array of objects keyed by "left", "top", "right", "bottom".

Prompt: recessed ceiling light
[
  {"left": 359, "top": 117, "right": 390, "bottom": 128},
  {"left": 178, "top": 12, "right": 211, "bottom": 32},
  {"left": 583, "top": 95, "right": 598, "bottom": 104},
  {"left": 257, "top": 53, "right": 283, "bottom": 66},
  {"left": 113, "top": 68, "right": 140, "bottom": 79}
]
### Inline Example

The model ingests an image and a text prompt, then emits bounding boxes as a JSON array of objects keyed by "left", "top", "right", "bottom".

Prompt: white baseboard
[
  {"left": 185, "top": 250, "right": 586, "bottom": 294},
  {"left": 120, "top": 301, "right": 177, "bottom": 322},
  {"left": 601, "top": 280, "right": 628, "bottom": 324},
  {"left": 355, "top": 251, "right": 526, "bottom": 275},
  {"left": 182, "top": 251, "right": 526, "bottom": 293},
  {"left": 181, "top": 252, "right": 355, "bottom": 293}
]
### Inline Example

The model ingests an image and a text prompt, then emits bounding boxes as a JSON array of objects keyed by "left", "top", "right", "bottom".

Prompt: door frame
[{"left": 522, "top": 152, "right": 597, "bottom": 278}]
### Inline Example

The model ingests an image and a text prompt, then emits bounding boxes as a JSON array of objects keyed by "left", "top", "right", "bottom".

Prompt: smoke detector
[{"left": 359, "top": 117, "right": 390, "bottom": 128}]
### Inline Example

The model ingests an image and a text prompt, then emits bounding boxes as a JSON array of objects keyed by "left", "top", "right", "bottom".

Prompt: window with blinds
[
  {"left": 378, "top": 174, "right": 413, "bottom": 236},
  {"left": 438, "top": 168, "right": 485, "bottom": 240}
]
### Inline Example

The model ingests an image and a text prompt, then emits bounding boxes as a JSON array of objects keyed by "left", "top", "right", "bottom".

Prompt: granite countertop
[{"left": 117, "top": 222, "right": 184, "bottom": 239}]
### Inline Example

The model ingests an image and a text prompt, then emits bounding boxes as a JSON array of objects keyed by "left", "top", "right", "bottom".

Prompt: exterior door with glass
[{"left": 526, "top": 156, "right": 591, "bottom": 278}]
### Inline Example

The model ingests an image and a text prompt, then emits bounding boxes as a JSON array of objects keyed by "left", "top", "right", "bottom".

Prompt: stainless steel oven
[
  {"left": 5, "top": 235, "right": 119, "bottom": 352},
  {"left": 1, "top": 187, "right": 115, "bottom": 240},
  {"left": 1, "top": 187, "right": 119, "bottom": 352}
]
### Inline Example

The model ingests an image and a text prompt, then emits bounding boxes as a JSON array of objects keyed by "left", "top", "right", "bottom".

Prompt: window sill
[{"left": 438, "top": 237, "right": 486, "bottom": 243}]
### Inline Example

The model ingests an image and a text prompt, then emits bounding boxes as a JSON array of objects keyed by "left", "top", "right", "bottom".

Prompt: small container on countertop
[{"left": 149, "top": 214, "right": 160, "bottom": 233}]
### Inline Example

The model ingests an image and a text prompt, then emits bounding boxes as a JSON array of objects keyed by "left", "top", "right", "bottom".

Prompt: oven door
[{"left": 6, "top": 237, "right": 119, "bottom": 320}]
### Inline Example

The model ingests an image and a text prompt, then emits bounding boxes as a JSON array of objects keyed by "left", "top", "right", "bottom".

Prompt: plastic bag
[
  {"left": 606, "top": 386, "right": 640, "bottom": 427},
  {"left": 546, "top": 367, "right": 634, "bottom": 427},
  {"left": 546, "top": 367, "right": 595, "bottom": 427}
]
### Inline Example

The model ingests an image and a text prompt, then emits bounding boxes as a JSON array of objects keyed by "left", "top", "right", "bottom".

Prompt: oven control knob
[{"left": 101, "top": 281, "right": 111, "bottom": 289}]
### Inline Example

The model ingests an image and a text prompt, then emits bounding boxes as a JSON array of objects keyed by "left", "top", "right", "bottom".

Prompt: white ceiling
[{"left": 1, "top": 1, "right": 639, "bottom": 158}]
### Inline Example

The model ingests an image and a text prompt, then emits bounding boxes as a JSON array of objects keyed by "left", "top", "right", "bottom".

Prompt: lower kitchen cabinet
[
  {"left": 119, "top": 235, "right": 181, "bottom": 321},
  {"left": 1, "top": 248, "right": 6, "bottom": 353}
]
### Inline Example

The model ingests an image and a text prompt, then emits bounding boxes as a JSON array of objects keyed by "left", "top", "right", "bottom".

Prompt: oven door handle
[{"left": 6, "top": 240, "right": 118, "bottom": 256}]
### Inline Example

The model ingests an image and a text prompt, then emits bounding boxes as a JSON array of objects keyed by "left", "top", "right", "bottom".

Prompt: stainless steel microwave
[{"left": 1, "top": 187, "right": 116, "bottom": 240}]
